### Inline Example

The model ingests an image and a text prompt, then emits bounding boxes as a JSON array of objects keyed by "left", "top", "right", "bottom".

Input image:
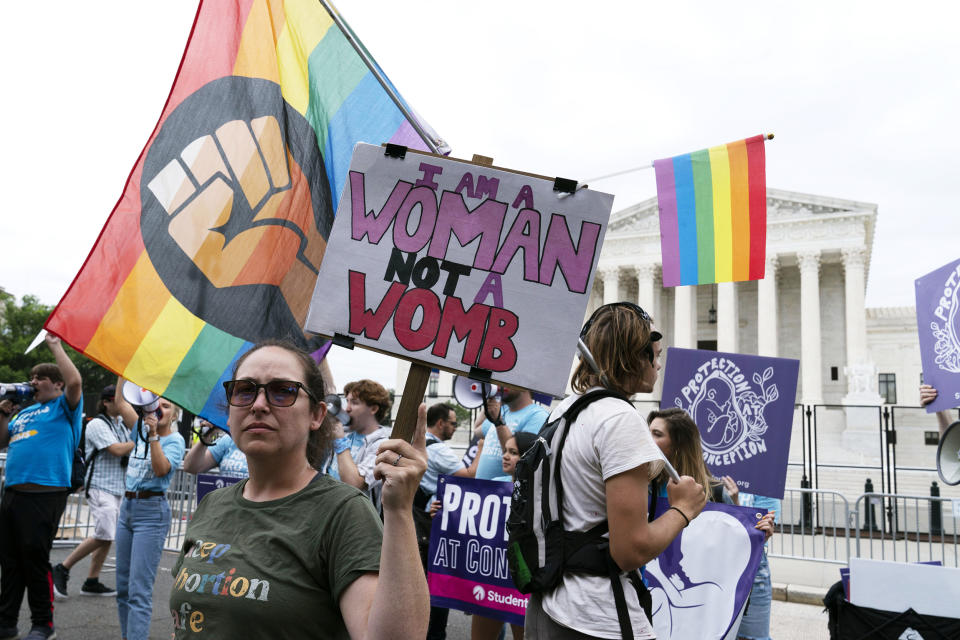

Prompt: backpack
[
  {"left": 70, "top": 418, "right": 90, "bottom": 494},
  {"left": 506, "top": 389, "right": 653, "bottom": 640}
]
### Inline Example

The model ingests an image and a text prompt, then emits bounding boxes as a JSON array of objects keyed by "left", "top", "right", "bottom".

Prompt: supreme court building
[
  {"left": 593, "top": 188, "right": 920, "bottom": 411},
  {"left": 397, "top": 188, "right": 945, "bottom": 497}
]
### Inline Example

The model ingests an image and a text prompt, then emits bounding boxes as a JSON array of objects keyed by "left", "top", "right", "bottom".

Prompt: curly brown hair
[
  {"left": 343, "top": 379, "right": 392, "bottom": 423},
  {"left": 231, "top": 340, "right": 334, "bottom": 470}
]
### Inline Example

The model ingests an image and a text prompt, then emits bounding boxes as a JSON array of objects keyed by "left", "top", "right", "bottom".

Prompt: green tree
[{"left": 0, "top": 291, "right": 115, "bottom": 411}]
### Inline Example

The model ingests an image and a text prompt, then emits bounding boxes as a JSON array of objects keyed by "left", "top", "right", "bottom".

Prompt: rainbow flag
[
  {"left": 46, "top": 0, "right": 445, "bottom": 429},
  {"left": 653, "top": 135, "right": 767, "bottom": 287}
]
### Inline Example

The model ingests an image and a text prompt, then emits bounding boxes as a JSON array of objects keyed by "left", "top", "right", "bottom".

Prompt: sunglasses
[{"left": 222, "top": 379, "right": 317, "bottom": 407}]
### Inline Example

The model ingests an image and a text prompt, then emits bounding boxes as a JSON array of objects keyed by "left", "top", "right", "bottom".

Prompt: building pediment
[{"left": 607, "top": 188, "right": 877, "bottom": 237}]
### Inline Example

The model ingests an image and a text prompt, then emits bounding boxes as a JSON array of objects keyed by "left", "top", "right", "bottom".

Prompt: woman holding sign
[
  {"left": 524, "top": 303, "right": 707, "bottom": 640},
  {"left": 646, "top": 407, "right": 777, "bottom": 640},
  {"left": 168, "top": 340, "right": 429, "bottom": 639}
]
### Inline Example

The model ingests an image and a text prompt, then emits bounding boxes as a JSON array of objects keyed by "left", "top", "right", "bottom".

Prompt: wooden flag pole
[{"left": 390, "top": 154, "right": 496, "bottom": 442}]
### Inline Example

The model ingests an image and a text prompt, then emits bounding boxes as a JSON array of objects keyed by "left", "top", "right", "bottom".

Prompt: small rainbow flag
[
  {"left": 46, "top": 0, "right": 444, "bottom": 429},
  {"left": 653, "top": 135, "right": 767, "bottom": 287}
]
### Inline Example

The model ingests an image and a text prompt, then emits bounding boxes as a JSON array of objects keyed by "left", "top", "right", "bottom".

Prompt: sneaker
[
  {"left": 23, "top": 626, "right": 55, "bottom": 640},
  {"left": 51, "top": 564, "right": 68, "bottom": 600},
  {"left": 0, "top": 624, "right": 18, "bottom": 640},
  {"left": 80, "top": 579, "right": 116, "bottom": 596}
]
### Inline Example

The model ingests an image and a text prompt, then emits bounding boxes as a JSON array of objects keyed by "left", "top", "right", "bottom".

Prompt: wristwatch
[{"left": 147, "top": 435, "right": 161, "bottom": 443}]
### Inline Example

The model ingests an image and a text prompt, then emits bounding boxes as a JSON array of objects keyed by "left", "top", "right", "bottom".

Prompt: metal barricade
[
  {"left": 768, "top": 487, "right": 851, "bottom": 565},
  {"left": 853, "top": 492, "right": 960, "bottom": 568},
  {"left": 53, "top": 468, "right": 199, "bottom": 553},
  {"left": 1, "top": 449, "right": 955, "bottom": 568}
]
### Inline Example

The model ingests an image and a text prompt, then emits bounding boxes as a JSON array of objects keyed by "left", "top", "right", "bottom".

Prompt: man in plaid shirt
[{"left": 53, "top": 383, "right": 135, "bottom": 598}]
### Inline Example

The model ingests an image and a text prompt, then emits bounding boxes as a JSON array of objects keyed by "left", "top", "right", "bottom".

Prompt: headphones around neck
[{"left": 579, "top": 301, "right": 662, "bottom": 364}]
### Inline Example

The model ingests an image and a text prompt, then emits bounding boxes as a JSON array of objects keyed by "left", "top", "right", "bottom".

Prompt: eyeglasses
[{"left": 222, "top": 379, "right": 317, "bottom": 407}]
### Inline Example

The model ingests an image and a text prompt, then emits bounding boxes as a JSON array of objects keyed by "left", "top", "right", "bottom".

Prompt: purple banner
[
  {"left": 196, "top": 473, "right": 243, "bottom": 502},
  {"left": 660, "top": 347, "right": 799, "bottom": 499},
  {"left": 915, "top": 258, "right": 960, "bottom": 413},
  {"left": 427, "top": 475, "right": 527, "bottom": 626},
  {"left": 645, "top": 499, "right": 766, "bottom": 640}
]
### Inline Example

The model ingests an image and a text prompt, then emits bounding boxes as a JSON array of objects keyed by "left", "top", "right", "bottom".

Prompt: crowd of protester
[{"left": 2, "top": 305, "right": 954, "bottom": 639}]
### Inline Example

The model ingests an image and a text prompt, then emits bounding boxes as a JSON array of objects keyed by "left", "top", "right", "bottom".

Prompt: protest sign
[
  {"left": 915, "top": 257, "right": 960, "bottom": 413},
  {"left": 427, "top": 475, "right": 526, "bottom": 626},
  {"left": 305, "top": 143, "right": 614, "bottom": 398},
  {"left": 196, "top": 473, "right": 243, "bottom": 502},
  {"left": 645, "top": 499, "right": 766, "bottom": 640},
  {"left": 660, "top": 348, "right": 799, "bottom": 499}
]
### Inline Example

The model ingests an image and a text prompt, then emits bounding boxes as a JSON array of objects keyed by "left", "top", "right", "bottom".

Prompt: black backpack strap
[
  {"left": 607, "top": 553, "right": 635, "bottom": 640},
  {"left": 552, "top": 389, "right": 630, "bottom": 526},
  {"left": 627, "top": 570, "right": 653, "bottom": 623},
  {"left": 551, "top": 390, "right": 640, "bottom": 640}
]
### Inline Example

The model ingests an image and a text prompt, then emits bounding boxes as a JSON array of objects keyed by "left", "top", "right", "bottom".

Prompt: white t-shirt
[{"left": 541, "top": 390, "right": 663, "bottom": 639}]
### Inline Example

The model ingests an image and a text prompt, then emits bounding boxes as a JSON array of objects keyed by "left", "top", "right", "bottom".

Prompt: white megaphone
[
  {"left": 122, "top": 380, "right": 161, "bottom": 415},
  {"left": 937, "top": 421, "right": 960, "bottom": 486},
  {"left": 452, "top": 376, "right": 499, "bottom": 410}
]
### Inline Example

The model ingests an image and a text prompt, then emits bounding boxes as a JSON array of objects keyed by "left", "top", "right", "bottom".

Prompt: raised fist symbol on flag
[
  {"left": 139, "top": 77, "right": 333, "bottom": 343},
  {"left": 148, "top": 115, "right": 324, "bottom": 297}
]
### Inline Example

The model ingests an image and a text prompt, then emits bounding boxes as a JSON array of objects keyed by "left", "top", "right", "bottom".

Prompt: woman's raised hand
[
  {"left": 374, "top": 403, "right": 428, "bottom": 513},
  {"left": 755, "top": 511, "right": 776, "bottom": 541}
]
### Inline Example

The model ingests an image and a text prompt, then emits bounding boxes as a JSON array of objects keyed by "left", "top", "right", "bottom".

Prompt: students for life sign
[
  {"left": 427, "top": 475, "right": 525, "bottom": 625},
  {"left": 305, "top": 143, "right": 614, "bottom": 397},
  {"left": 660, "top": 348, "right": 799, "bottom": 499}
]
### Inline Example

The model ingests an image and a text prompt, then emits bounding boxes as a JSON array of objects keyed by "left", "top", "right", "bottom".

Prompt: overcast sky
[{"left": 1, "top": 1, "right": 957, "bottom": 390}]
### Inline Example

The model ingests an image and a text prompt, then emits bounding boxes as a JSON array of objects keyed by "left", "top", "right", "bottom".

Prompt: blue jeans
[
  {"left": 737, "top": 549, "right": 772, "bottom": 640},
  {"left": 115, "top": 496, "right": 170, "bottom": 640}
]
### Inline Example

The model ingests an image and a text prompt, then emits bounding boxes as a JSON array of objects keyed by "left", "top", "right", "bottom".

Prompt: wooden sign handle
[{"left": 392, "top": 362, "right": 431, "bottom": 442}]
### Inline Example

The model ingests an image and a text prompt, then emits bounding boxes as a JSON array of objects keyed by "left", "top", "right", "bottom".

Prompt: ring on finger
[{"left": 392, "top": 453, "right": 403, "bottom": 466}]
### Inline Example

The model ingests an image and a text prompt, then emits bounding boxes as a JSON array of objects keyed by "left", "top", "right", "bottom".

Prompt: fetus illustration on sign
[
  {"left": 676, "top": 365, "right": 778, "bottom": 459},
  {"left": 930, "top": 271, "right": 960, "bottom": 373},
  {"left": 646, "top": 510, "right": 752, "bottom": 640}
]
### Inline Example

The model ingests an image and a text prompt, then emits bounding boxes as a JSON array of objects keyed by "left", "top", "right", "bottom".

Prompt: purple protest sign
[
  {"left": 427, "top": 475, "right": 528, "bottom": 626},
  {"left": 196, "top": 473, "right": 242, "bottom": 503},
  {"left": 660, "top": 347, "right": 799, "bottom": 499},
  {"left": 915, "top": 258, "right": 960, "bottom": 413},
  {"left": 645, "top": 499, "right": 766, "bottom": 640}
]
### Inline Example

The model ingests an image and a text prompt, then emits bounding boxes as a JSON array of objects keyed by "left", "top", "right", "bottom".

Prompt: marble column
[
  {"left": 842, "top": 247, "right": 883, "bottom": 405},
  {"left": 757, "top": 255, "right": 779, "bottom": 357},
  {"left": 601, "top": 267, "right": 620, "bottom": 305},
  {"left": 797, "top": 250, "right": 823, "bottom": 405},
  {"left": 634, "top": 263, "right": 658, "bottom": 321},
  {"left": 717, "top": 282, "right": 738, "bottom": 353},
  {"left": 674, "top": 285, "right": 696, "bottom": 348}
]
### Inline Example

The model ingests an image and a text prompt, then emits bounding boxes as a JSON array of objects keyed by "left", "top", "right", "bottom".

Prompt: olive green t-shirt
[{"left": 169, "top": 475, "right": 382, "bottom": 638}]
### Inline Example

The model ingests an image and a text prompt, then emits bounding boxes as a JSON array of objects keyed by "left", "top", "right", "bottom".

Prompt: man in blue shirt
[
  {"left": 472, "top": 387, "right": 549, "bottom": 480},
  {"left": 0, "top": 333, "right": 83, "bottom": 640}
]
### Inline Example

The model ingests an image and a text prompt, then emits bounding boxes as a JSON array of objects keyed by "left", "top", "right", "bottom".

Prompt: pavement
[{"left": 22, "top": 545, "right": 831, "bottom": 639}]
